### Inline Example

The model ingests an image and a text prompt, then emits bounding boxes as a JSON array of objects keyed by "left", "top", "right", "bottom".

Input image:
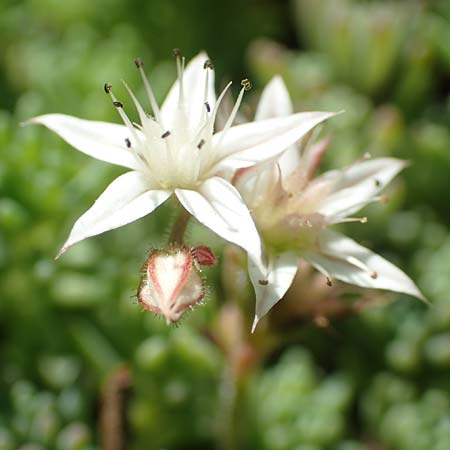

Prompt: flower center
[{"left": 104, "top": 53, "right": 249, "bottom": 191}]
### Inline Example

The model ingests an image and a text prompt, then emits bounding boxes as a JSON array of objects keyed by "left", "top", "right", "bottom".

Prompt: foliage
[{"left": 1, "top": 0, "right": 450, "bottom": 449}]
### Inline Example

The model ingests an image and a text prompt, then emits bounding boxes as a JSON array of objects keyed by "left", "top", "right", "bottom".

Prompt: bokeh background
[{"left": 1, "top": 0, "right": 450, "bottom": 449}]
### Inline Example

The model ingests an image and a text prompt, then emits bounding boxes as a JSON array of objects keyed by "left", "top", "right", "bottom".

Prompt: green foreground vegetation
[{"left": 1, "top": 1, "right": 450, "bottom": 449}]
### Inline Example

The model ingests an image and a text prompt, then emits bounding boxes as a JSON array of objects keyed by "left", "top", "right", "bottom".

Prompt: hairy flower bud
[{"left": 137, "top": 246, "right": 211, "bottom": 323}]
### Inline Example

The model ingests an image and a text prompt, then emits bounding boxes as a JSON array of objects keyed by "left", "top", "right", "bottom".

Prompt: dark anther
[
  {"left": 125, "top": 138, "right": 131, "bottom": 148},
  {"left": 203, "top": 60, "right": 214, "bottom": 70},
  {"left": 326, "top": 277, "right": 333, "bottom": 287},
  {"left": 113, "top": 101, "right": 123, "bottom": 108},
  {"left": 374, "top": 179, "right": 381, "bottom": 187},
  {"left": 197, "top": 139, "right": 205, "bottom": 149},
  {"left": 104, "top": 83, "right": 112, "bottom": 94},
  {"left": 161, "top": 130, "right": 171, "bottom": 138},
  {"left": 204, "top": 101, "right": 211, "bottom": 113},
  {"left": 258, "top": 279, "right": 269, "bottom": 286},
  {"left": 172, "top": 48, "right": 182, "bottom": 58},
  {"left": 134, "top": 57, "right": 144, "bottom": 68},
  {"left": 370, "top": 271, "right": 378, "bottom": 279},
  {"left": 241, "top": 78, "right": 252, "bottom": 91}
]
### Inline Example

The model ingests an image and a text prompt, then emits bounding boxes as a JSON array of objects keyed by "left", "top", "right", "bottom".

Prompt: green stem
[{"left": 169, "top": 207, "right": 191, "bottom": 245}]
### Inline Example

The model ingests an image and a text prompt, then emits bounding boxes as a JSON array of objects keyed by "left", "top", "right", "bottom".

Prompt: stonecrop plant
[{"left": 29, "top": 51, "right": 424, "bottom": 328}]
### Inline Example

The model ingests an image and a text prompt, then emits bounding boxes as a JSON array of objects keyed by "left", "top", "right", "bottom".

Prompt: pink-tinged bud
[
  {"left": 137, "top": 247, "right": 205, "bottom": 324},
  {"left": 191, "top": 246, "right": 217, "bottom": 266}
]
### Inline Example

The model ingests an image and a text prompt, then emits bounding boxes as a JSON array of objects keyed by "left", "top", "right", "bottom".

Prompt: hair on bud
[
  {"left": 113, "top": 101, "right": 123, "bottom": 108},
  {"left": 134, "top": 57, "right": 143, "bottom": 68},
  {"left": 104, "top": 83, "right": 112, "bottom": 94},
  {"left": 161, "top": 130, "right": 171, "bottom": 138}
]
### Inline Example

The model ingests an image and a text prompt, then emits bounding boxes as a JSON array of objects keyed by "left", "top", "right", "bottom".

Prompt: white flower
[
  {"left": 233, "top": 76, "right": 426, "bottom": 331},
  {"left": 29, "top": 53, "right": 335, "bottom": 271}
]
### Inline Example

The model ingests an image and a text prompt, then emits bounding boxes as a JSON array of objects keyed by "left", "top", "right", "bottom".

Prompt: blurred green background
[{"left": 1, "top": 0, "right": 450, "bottom": 449}]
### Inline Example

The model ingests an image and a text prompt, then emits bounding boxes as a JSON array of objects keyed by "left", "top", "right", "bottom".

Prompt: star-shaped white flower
[
  {"left": 233, "top": 76, "right": 426, "bottom": 331},
  {"left": 29, "top": 53, "right": 335, "bottom": 269}
]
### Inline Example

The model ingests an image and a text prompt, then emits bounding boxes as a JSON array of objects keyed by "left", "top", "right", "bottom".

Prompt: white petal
[
  {"left": 234, "top": 162, "right": 279, "bottom": 210},
  {"left": 255, "top": 75, "right": 293, "bottom": 120},
  {"left": 175, "top": 177, "right": 265, "bottom": 272},
  {"left": 315, "top": 158, "right": 407, "bottom": 218},
  {"left": 249, "top": 252, "right": 298, "bottom": 332},
  {"left": 160, "top": 52, "right": 215, "bottom": 132},
  {"left": 29, "top": 114, "right": 141, "bottom": 170},
  {"left": 305, "top": 230, "right": 426, "bottom": 301},
  {"left": 58, "top": 171, "right": 171, "bottom": 257},
  {"left": 254, "top": 76, "right": 300, "bottom": 178},
  {"left": 212, "top": 111, "right": 337, "bottom": 171}
]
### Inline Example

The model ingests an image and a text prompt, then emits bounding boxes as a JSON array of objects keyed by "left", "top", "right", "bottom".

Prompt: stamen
[
  {"left": 161, "top": 130, "right": 171, "bottom": 138},
  {"left": 374, "top": 179, "right": 381, "bottom": 187},
  {"left": 174, "top": 49, "right": 185, "bottom": 105},
  {"left": 134, "top": 57, "right": 163, "bottom": 125},
  {"left": 122, "top": 80, "right": 149, "bottom": 125},
  {"left": 192, "top": 81, "right": 233, "bottom": 144},
  {"left": 205, "top": 101, "right": 211, "bottom": 112},
  {"left": 108, "top": 89, "right": 143, "bottom": 152},
  {"left": 197, "top": 139, "right": 205, "bottom": 149},
  {"left": 326, "top": 277, "right": 333, "bottom": 287},
  {"left": 345, "top": 256, "right": 376, "bottom": 279},
  {"left": 220, "top": 80, "right": 248, "bottom": 135},
  {"left": 125, "top": 138, "right": 131, "bottom": 148},
  {"left": 258, "top": 279, "right": 269, "bottom": 286},
  {"left": 104, "top": 83, "right": 112, "bottom": 94},
  {"left": 330, "top": 216, "right": 368, "bottom": 225}
]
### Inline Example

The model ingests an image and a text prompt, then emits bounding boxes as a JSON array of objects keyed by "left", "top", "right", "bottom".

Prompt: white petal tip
[
  {"left": 55, "top": 244, "right": 70, "bottom": 260},
  {"left": 251, "top": 315, "right": 260, "bottom": 334},
  {"left": 20, "top": 119, "right": 36, "bottom": 127}
]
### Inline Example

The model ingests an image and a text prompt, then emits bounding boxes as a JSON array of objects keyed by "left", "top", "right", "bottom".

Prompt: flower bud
[{"left": 137, "top": 246, "right": 209, "bottom": 323}]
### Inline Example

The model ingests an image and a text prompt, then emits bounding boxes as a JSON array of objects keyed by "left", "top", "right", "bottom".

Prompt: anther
[
  {"left": 374, "top": 179, "right": 381, "bottom": 187},
  {"left": 379, "top": 195, "right": 388, "bottom": 204},
  {"left": 360, "top": 217, "right": 368, "bottom": 223},
  {"left": 258, "top": 279, "right": 269, "bottom": 286},
  {"left": 204, "top": 101, "right": 211, "bottom": 113},
  {"left": 113, "top": 101, "right": 123, "bottom": 108},
  {"left": 125, "top": 138, "right": 131, "bottom": 148},
  {"left": 161, "top": 130, "right": 171, "bottom": 139},
  {"left": 241, "top": 78, "right": 252, "bottom": 91},
  {"left": 314, "top": 316, "right": 330, "bottom": 328},
  {"left": 326, "top": 277, "right": 333, "bottom": 287},
  {"left": 197, "top": 139, "right": 205, "bottom": 149},
  {"left": 370, "top": 271, "right": 378, "bottom": 279},
  {"left": 172, "top": 48, "right": 182, "bottom": 58},
  {"left": 134, "top": 57, "right": 143, "bottom": 68},
  {"left": 104, "top": 83, "right": 112, "bottom": 94},
  {"left": 203, "top": 60, "right": 214, "bottom": 70}
]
